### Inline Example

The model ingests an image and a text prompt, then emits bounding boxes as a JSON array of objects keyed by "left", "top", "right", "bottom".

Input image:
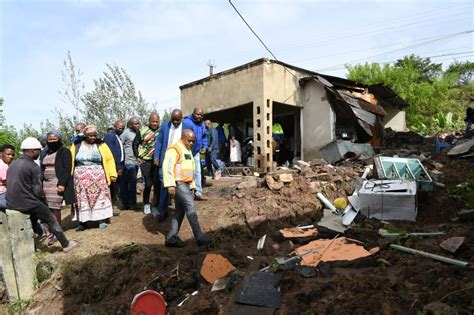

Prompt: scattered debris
[
  {"left": 235, "top": 271, "right": 282, "bottom": 309},
  {"left": 265, "top": 175, "right": 284, "bottom": 191},
  {"left": 236, "top": 180, "right": 258, "bottom": 190},
  {"left": 374, "top": 156, "right": 433, "bottom": 191},
  {"left": 317, "top": 193, "right": 338, "bottom": 214},
  {"left": 390, "top": 244, "right": 469, "bottom": 267},
  {"left": 439, "top": 237, "right": 465, "bottom": 254},
  {"left": 378, "top": 229, "right": 445, "bottom": 238},
  {"left": 317, "top": 209, "right": 347, "bottom": 233},
  {"left": 200, "top": 254, "right": 236, "bottom": 284},
  {"left": 319, "top": 140, "right": 375, "bottom": 164},
  {"left": 211, "top": 277, "right": 229, "bottom": 292},
  {"left": 277, "top": 173, "right": 293, "bottom": 183},
  {"left": 257, "top": 235, "right": 267, "bottom": 250},
  {"left": 447, "top": 138, "right": 474, "bottom": 157},
  {"left": 177, "top": 290, "right": 198, "bottom": 307},
  {"left": 279, "top": 227, "right": 317, "bottom": 239},
  {"left": 295, "top": 237, "right": 371, "bottom": 267},
  {"left": 358, "top": 180, "right": 417, "bottom": 221},
  {"left": 423, "top": 301, "right": 459, "bottom": 315},
  {"left": 342, "top": 166, "right": 371, "bottom": 225}
]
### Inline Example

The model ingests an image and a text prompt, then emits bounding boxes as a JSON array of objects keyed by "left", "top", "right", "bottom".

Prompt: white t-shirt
[{"left": 167, "top": 123, "right": 182, "bottom": 148}]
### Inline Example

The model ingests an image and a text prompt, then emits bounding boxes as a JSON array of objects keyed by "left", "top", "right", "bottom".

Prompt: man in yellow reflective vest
[{"left": 162, "top": 129, "right": 209, "bottom": 248}]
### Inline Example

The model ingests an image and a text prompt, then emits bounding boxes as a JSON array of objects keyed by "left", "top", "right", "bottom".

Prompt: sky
[{"left": 1, "top": 0, "right": 473, "bottom": 131}]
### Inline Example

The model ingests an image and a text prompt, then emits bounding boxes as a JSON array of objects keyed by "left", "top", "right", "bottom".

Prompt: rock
[
  {"left": 265, "top": 175, "right": 284, "bottom": 191},
  {"left": 424, "top": 302, "right": 458, "bottom": 315},
  {"left": 429, "top": 169, "right": 444, "bottom": 183},
  {"left": 429, "top": 161, "right": 444, "bottom": 170},
  {"left": 237, "top": 180, "right": 258, "bottom": 190},
  {"left": 294, "top": 160, "right": 311, "bottom": 172},
  {"left": 246, "top": 215, "right": 267, "bottom": 230},
  {"left": 309, "top": 181, "right": 321, "bottom": 193},
  {"left": 36, "top": 260, "right": 54, "bottom": 283},
  {"left": 457, "top": 209, "right": 474, "bottom": 221},
  {"left": 434, "top": 182, "right": 446, "bottom": 188},
  {"left": 278, "top": 173, "right": 293, "bottom": 183},
  {"left": 439, "top": 237, "right": 465, "bottom": 253}
]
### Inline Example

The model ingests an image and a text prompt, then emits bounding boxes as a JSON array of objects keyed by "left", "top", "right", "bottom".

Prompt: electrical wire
[{"left": 316, "top": 29, "right": 474, "bottom": 71}]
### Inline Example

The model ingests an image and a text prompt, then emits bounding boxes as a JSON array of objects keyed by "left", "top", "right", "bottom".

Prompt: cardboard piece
[
  {"left": 294, "top": 237, "right": 372, "bottom": 267},
  {"left": 200, "top": 254, "right": 236, "bottom": 284},
  {"left": 279, "top": 227, "right": 318, "bottom": 238}
]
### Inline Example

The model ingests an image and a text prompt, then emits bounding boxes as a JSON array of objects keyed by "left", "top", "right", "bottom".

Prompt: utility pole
[{"left": 207, "top": 60, "right": 216, "bottom": 76}]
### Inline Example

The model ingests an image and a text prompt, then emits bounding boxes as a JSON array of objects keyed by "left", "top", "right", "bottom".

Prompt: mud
[{"left": 2, "top": 139, "right": 472, "bottom": 314}]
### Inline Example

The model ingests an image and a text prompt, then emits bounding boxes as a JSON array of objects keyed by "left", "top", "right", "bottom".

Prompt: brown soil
[{"left": 2, "top": 141, "right": 474, "bottom": 314}]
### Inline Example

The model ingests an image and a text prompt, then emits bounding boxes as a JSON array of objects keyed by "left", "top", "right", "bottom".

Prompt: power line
[
  {"left": 316, "top": 29, "right": 474, "bottom": 71},
  {"left": 319, "top": 51, "right": 474, "bottom": 73},
  {"left": 228, "top": 0, "right": 278, "bottom": 61}
]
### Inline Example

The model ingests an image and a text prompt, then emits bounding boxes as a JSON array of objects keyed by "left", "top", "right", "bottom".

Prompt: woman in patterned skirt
[
  {"left": 70, "top": 125, "right": 117, "bottom": 231},
  {"left": 40, "top": 130, "right": 76, "bottom": 245}
]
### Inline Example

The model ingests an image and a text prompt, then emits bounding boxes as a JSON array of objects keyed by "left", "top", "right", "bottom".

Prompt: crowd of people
[{"left": 0, "top": 107, "right": 237, "bottom": 252}]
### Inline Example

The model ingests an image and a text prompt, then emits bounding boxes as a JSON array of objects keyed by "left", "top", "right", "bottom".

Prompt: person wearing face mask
[
  {"left": 103, "top": 120, "right": 125, "bottom": 216},
  {"left": 39, "top": 130, "right": 76, "bottom": 245},
  {"left": 6, "top": 137, "right": 78, "bottom": 252},
  {"left": 71, "top": 125, "right": 117, "bottom": 231}
]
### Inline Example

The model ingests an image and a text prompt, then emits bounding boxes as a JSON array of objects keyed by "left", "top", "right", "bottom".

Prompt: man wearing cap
[{"left": 6, "top": 137, "right": 78, "bottom": 252}]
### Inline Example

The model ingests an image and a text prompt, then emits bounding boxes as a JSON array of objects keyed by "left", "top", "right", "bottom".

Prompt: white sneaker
[{"left": 144, "top": 204, "right": 151, "bottom": 215}]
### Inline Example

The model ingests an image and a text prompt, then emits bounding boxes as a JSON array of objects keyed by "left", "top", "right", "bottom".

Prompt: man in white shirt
[{"left": 153, "top": 109, "right": 183, "bottom": 220}]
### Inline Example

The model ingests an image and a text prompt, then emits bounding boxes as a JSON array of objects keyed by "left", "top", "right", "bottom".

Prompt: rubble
[
  {"left": 200, "top": 254, "right": 236, "bottom": 284},
  {"left": 439, "top": 237, "right": 465, "bottom": 254}
]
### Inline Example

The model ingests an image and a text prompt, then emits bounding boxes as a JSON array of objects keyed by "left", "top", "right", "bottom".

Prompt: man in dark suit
[
  {"left": 154, "top": 109, "right": 183, "bottom": 221},
  {"left": 103, "top": 119, "right": 125, "bottom": 216}
]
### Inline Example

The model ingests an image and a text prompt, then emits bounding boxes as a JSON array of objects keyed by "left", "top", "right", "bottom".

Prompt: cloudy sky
[{"left": 1, "top": 0, "right": 473, "bottom": 130}]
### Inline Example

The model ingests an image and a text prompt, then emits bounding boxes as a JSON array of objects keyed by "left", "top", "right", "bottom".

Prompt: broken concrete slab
[
  {"left": 279, "top": 227, "right": 318, "bottom": 239},
  {"left": 200, "top": 254, "right": 237, "bottom": 284},
  {"left": 236, "top": 180, "right": 258, "bottom": 190},
  {"left": 447, "top": 138, "right": 474, "bottom": 156},
  {"left": 439, "top": 237, "right": 465, "bottom": 253},
  {"left": 317, "top": 209, "right": 347, "bottom": 234},
  {"left": 265, "top": 175, "right": 284, "bottom": 191},
  {"left": 295, "top": 237, "right": 372, "bottom": 267},
  {"left": 277, "top": 173, "right": 293, "bottom": 183}
]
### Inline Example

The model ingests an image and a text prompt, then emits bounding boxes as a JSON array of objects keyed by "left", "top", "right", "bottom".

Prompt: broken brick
[{"left": 200, "top": 254, "right": 236, "bottom": 284}]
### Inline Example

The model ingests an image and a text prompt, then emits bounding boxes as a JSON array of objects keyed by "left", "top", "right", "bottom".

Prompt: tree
[
  {"left": 346, "top": 56, "right": 469, "bottom": 134},
  {"left": 0, "top": 98, "right": 20, "bottom": 152},
  {"left": 81, "top": 64, "right": 154, "bottom": 135},
  {"left": 445, "top": 61, "right": 474, "bottom": 86},
  {"left": 394, "top": 54, "right": 442, "bottom": 83},
  {"left": 59, "top": 51, "right": 84, "bottom": 118}
]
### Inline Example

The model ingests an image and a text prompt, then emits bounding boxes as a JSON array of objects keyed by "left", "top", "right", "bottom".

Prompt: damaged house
[{"left": 180, "top": 58, "right": 407, "bottom": 172}]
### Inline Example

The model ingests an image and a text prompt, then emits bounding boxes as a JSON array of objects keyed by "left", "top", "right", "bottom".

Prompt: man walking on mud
[{"left": 162, "top": 129, "right": 209, "bottom": 248}]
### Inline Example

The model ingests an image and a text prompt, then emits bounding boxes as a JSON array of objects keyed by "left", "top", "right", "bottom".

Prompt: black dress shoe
[{"left": 165, "top": 238, "right": 186, "bottom": 248}]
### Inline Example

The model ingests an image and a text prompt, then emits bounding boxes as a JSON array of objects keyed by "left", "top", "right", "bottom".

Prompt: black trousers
[
  {"left": 140, "top": 160, "right": 160, "bottom": 206},
  {"left": 25, "top": 203, "right": 69, "bottom": 248},
  {"left": 110, "top": 175, "right": 121, "bottom": 205}
]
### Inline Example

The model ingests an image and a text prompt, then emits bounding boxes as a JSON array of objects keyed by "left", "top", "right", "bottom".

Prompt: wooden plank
[
  {"left": 0, "top": 210, "right": 19, "bottom": 300},
  {"left": 6, "top": 210, "right": 36, "bottom": 299}
]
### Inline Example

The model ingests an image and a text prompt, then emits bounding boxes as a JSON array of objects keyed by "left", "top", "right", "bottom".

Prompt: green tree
[
  {"left": 81, "top": 64, "right": 154, "bottom": 135},
  {"left": 0, "top": 98, "right": 20, "bottom": 152},
  {"left": 346, "top": 56, "right": 468, "bottom": 134},
  {"left": 394, "top": 54, "right": 442, "bottom": 82},
  {"left": 445, "top": 60, "right": 474, "bottom": 86}
]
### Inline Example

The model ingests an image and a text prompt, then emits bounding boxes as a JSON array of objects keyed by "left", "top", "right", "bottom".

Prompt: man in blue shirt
[{"left": 182, "top": 108, "right": 208, "bottom": 201}]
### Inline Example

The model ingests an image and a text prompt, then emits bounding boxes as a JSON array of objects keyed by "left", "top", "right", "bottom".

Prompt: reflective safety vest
[{"left": 162, "top": 141, "right": 196, "bottom": 188}]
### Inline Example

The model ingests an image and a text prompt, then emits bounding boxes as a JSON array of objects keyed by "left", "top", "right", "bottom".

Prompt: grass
[{"left": 8, "top": 298, "right": 32, "bottom": 314}]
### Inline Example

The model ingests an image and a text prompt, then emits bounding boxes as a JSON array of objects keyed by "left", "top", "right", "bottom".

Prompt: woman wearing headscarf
[
  {"left": 40, "top": 130, "right": 75, "bottom": 245},
  {"left": 70, "top": 125, "right": 117, "bottom": 231}
]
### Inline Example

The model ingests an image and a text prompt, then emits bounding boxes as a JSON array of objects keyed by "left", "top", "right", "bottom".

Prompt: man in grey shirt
[{"left": 119, "top": 117, "right": 140, "bottom": 210}]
